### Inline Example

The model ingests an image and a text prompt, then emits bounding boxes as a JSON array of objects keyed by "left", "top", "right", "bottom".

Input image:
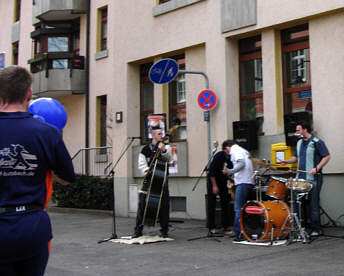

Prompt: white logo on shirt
[{"left": 0, "top": 144, "right": 38, "bottom": 173}]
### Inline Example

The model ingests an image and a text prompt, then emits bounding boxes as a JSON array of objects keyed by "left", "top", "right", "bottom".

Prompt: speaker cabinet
[
  {"left": 233, "top": 120, "right": 258, "bottom": 150},
  {"left": 284, "top": 112, "right": 310, "bottom": 146},
  {"left": 205, "top": 195, "right": 234, "bottom": 228}
]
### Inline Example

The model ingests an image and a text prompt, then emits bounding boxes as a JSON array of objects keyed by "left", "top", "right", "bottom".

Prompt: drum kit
[{"left": 240, "top": 158, "right": 313, "bottom": 244}]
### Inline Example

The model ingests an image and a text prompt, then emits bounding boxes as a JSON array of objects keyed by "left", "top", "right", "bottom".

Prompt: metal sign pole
[
  {"left": 179, "top": 70, "right": 211, "bottom": 159},
  {"left": 149, "top": 60, "right": 213, "bottom": 159}
]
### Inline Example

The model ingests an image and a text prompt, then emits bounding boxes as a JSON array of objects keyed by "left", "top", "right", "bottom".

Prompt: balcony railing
[
  {"left": 28, "top": 52, "right": 87, "bottom": 96},
  {"left": 28, "top": 52, "right": 85, "bottom": 77},
  {"left": 72, "top": 147, "right": 113, "bottom": 177},
  {"left": 32, "top": 0, "right": 89, "bottom": 24}
]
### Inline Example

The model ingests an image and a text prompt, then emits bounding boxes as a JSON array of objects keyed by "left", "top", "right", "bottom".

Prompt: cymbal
[{"left": 249, "top": 157, "right": 278, "bottom": 170}]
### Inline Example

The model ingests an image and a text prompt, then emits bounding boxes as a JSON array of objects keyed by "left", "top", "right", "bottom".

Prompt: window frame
[
  {"left": 168, "top": 54, "right": 187, "bottom": 142},
  {"left": 140, "top": 63, "right": 154, "bottom": 143},
  {"left": 100, "top": 7, "right": 108, "bottom": 51},
  {"left": 281, "top": 24, "right": 312, "bottom": 115},
  {"left": 14, "top": 0, "right": 21, "bottom": 22},
  {"left": 96, "top": 95, "right": 108, "bottom": 154},
  {"left": 12, "top": 42, "right": 19, "bottom": 65},
  {"left": 238, "top": 35, "right": 263, "bottom": 134}
]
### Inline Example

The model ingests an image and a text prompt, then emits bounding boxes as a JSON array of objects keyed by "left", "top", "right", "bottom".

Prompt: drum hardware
[
  {"left": 278, "top": 177, "right": 310, "bottom": 244},
  {"left": 253, "top": 170, "right": 269, "bottom": 202},
  {"left": 270, "top": 224, "right": 276, "bottom": 245},
  {"left": 254, "top": 171, "right": 263, "bottom": 202}
]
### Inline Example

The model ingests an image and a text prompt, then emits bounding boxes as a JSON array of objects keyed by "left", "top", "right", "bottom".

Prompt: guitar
[
  {"left": 223, "top": 162, "right": 235, "bottom": 200},
  {"left": 142, "top": 125, "right": 179, "bottom": 227},
  {"left": 227, "top": 178, "right": 235, "bottom": 200}
]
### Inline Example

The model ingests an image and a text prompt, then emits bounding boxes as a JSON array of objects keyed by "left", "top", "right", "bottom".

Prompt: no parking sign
[{"left": 197, "top": 90, "right": 217, "bottom": 110}]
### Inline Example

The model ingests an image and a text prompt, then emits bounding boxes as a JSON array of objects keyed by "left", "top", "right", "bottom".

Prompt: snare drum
[
  {"left": 286, "top": 178, "right": 312, "bottom": 192},
  {"left": 240, "top": 201, "right": 291, "bottom": 242},
  {"left": 267, "top": 177, "right": 288, "bottom": 200}
]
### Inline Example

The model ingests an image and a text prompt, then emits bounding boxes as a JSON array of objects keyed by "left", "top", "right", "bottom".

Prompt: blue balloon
[{"left": 28, "top": 98, "right": 67, "bottom": 130}]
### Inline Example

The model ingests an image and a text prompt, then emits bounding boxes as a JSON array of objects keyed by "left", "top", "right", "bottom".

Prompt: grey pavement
[{"left": 45, "top": 209, "right": 344, "bottom": 276}]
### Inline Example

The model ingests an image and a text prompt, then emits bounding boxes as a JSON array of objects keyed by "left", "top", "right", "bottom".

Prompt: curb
[{"left": 47, "top": 206, "right": 113, "bottom": 216}]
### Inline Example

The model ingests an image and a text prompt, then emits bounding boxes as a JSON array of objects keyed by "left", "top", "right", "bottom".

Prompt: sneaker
[
  {"left": 226, "top": 230, "right": 236, "bottom": 238},
  {"left": 310, "top": 230, "right": 323, "bottom": 237},
  {"left": 131, "top": 232, "right": 143, "bottom": 239},
  {"left": 160, "top": 232, "right": 168, "bottom": 238},
  {"left": 223, "top": 228, "right": 232, "bottom": 234},
  {"left": 233, "top": 234, "right": 245, "bottom": 242},
  {"left": 209, "top": 228, "right": 217, "bottom": 234}
]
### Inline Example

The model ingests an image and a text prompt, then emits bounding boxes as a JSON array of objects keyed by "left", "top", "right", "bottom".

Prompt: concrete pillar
[{"left": 261, "top": 29, "right": 284, "bottom": 135}]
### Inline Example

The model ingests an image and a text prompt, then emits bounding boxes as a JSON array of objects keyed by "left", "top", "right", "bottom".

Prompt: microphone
[
  {"left": 128, "top": 136, "right": 142, "bottom": 139},
  {"left": 212, "top": 140, "right": 219, "bottom": 154},
  {"left": 213, "top": 140, "right": 219, "bottom": 148},
  {"left": 293, "top": 133, "right": 303, "bottom": 138}
]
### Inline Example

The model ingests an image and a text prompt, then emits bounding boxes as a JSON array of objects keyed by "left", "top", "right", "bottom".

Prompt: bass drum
[{"left": 240, "top": 201, "right": 291, "bottom": 242}]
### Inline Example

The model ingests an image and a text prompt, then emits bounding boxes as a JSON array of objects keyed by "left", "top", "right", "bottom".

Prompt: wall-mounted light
[{"left": 115, "top": 112, "right": 123, "bottom": 123}]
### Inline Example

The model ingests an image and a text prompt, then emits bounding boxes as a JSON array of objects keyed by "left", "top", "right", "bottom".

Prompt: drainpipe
[{"left": 85, "top": 0, "right": 91, "bottom": 175}]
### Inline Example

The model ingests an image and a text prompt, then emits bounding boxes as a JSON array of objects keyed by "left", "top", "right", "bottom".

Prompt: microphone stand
[
  {"left": 192, "top": 147, "right": 218, "bottom": 192},
  {"left": 98, "top": 137, "right": 138, "bottom": 243},
  {"left": 189, "top": 146, "right": 226, "bottom": 242}
]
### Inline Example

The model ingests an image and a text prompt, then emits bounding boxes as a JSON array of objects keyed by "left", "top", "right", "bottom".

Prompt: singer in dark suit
[{"left": 206, "top": 140, "right": 233, "bottom": 235}]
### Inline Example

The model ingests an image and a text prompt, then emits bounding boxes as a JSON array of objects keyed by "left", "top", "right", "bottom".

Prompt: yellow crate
[{"left": 270, "top": 142, "right": 297, "bottom": 169}]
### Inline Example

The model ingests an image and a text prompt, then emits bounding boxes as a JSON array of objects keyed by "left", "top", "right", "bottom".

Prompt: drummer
[{"left": 281, "top": 120, "right": 330, "bottom": 237}]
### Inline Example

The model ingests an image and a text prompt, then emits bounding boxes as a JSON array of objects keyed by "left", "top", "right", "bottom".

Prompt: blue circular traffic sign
[
  {"left": 149, "top": 58, "right": 179, "bottom": 84},
  {"left": 198, "top": 90, "right": 217, "bottom": 110}
]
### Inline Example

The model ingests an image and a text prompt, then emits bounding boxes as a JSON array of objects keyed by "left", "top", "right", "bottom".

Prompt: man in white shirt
[{"left": 223, "top": 140, "right": 254, "bottom": 241}]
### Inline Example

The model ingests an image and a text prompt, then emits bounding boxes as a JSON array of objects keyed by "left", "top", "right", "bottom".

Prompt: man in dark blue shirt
[
  {"left": 0, "top": 66, "right": 76, "bottom": 276},
  {"left": 207, "top": 140, "right": 233, "bottom": 235},
  {"left": 281, "top": 120, "right": 330, "bottom": 237}
]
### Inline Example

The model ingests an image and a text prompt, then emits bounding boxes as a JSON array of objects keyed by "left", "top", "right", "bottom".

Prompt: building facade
[{"left": 1, "top": 0, "right": 343, "bottom": 223}]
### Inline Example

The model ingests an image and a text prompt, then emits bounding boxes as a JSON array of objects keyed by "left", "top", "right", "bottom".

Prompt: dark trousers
[
  {"left": 0, "top": 242, "right": 49, "bottom": 276},
  {"left": 206, "top": 178, "right": 231, "bottom": 230},
  {"left": 134, "top": 188, "right": 170, "bottom": 235}
]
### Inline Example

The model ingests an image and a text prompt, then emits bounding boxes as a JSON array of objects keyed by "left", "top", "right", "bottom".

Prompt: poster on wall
[
  {"left": 144, "top": 113, "right": 167, "bottom": 142},
  {"left": 168, "top": 144, "right": 178, "bottom": 174},
  {"left": 0, "top": 53, "right": 5, "bottom": 69}
]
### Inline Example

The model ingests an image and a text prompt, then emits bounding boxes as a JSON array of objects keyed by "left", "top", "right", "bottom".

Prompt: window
[
  {"left": 98, "top": 7, "right": 108, "bottom": 51},
  {"left": 140, "top": 63, "right": 154, "bottom": 141},
  {"left": 159, "top": 0, "right": 171, "bottom": 3},
  {"left": 97, "top": 95, "right": 107, "bottom": 153},
  {"left": 169, "top": 54, "right": 186, "bottom": 141},
  {"left": 14, "top": 0, "right": 21, "bottom": 22},
  {"left": 73, "top": 28, "right": 80, "bottom": 55},
  {"left": 30, "top": 20, "right": 84, "bottom": 73},
  {"left": 32, "top": 22, "right": 76, "bottom": 55},
  {"left": 170, "top": 196, "right": 186, "bottom": 212},
  {"left": 239, "top": 36, "right": 263, "bottom": 132},
  {"left": 47, "top": 37, "right": 69, "bottom": 52},
  {"left": 52, "top": 59, "right": 68, "bottom": 69},
  {"left": 281, "top": 24, "right": 312, "bottom": 117},
  {"left": 12, "top": 42, "right": 19, "bottom": 65}
]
